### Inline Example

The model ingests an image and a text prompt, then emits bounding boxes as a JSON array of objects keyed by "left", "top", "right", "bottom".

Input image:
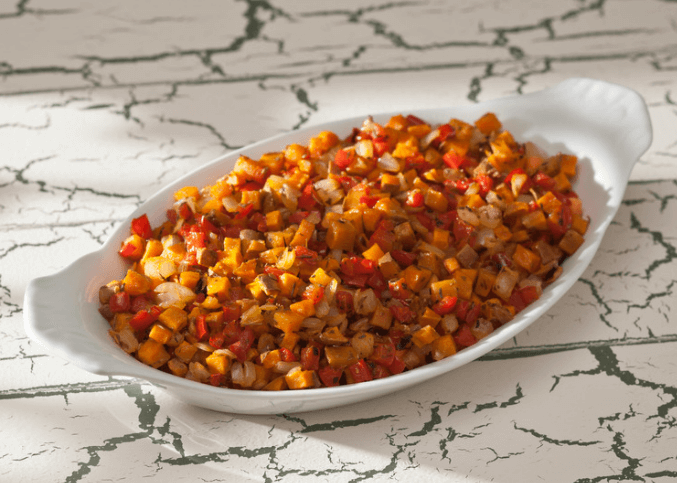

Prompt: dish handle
[
  {"left": 23, "top": 250, "right": 144, "bottom": 378},
  {"left": 550, "top": 78, "right": 653, "bottom": 179}
]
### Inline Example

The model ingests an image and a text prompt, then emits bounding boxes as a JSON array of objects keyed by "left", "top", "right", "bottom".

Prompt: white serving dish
[{"left": 24, "top": 78, "right": 652, "bottom": 414}]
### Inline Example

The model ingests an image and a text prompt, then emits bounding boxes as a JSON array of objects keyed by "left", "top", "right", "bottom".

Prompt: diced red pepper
[
  {"left": 533, "top": 172, "right": 556, "bottom": 191},
  {"left": 453, "top": 219, "right": 474, "bottom": 243},
  {"left": 387, "top": 354, "right": 406, "bottom": 374},
  {"left": 176, "top": 202, "right": 193, "bottom": 221},
  {"left": 209, "top": 373, "right": 226, "bottom": 387},
  {"left": 388, "top": 279, "right": 413, "bottom": 300},
  {"left": 302, "top": 284, "right": 325, "bottom": 304},
  {"left": 221, "top": 320, "right": 242, "bottom": 346},
  {"left": 454, "top": 324, "right": 477, "bottom": 348},
  {"left": 433, "top": 296, "right": 458, "bottom": 315},
  {"left": 466, "top": 303, "right": 481, "bottom": 325},
  {"left": 130, "top": 295, "right": 152, "bottom": 313},
  {"left": 390, "top": 250, "right": 416, "bottom": 267},
  {"left": 341, "top": 273, "right": 369, "bottom": 288},
  {"left": 348, "top": 359, "right": 373, "bottom": 383},
  {"left": 198, "top": 215, "right": 218, "bottom": 234},
  {"left": 372, "top": 136, "right": 389, "bottom": 157},
  {"left": 294, "top": 246, "right": 319, "bottom": 265},
  {"left": 300, "top": 343, "right": 322, "bottom": 371},
  {"left": 369, "top": 226, "right": 397, "bottom": 253},
  {"left": 288, "top": 211, "right": 309, "bottom": 225},
  {"left": 263, "top": 265, "right": 285, "bottom": 279},
  {"left": 369, "top": 340, "right": 396, "bottom": 367},
  {"left": 436, "top": 210, "right": 458, "bottom": 230},
  {"left": 279, "top": 347, "right": 297, "bottom": 362},
  {"left": 504, "top": 168, "right": 525, "bottom": 184},
  {"left": 445, "top": 178, "right": 469, "bottom": 194},
  {"left": 455, "top": 300, "right": 470, "bottom": 321},
  {"left": 366, "top": 270, "right": 387, "bottom": 296},
  {"left": 443, "top": 152, "right": 470, "bottom": 170},
  {"left": 209, "top": 332, "right": 226, "bottom": 349},
  {"left": 131, "top": 214, "right": 153, "bottom": 239},
  {"left": 432, "top": 124, "right": 455, "bottom": 147},
  {"left": 109, "top": 292, "right": 130, "bottom": 313},
  {"left": 229, "top": 326, "right": 255, "bottom": 362},
  {"left": 406, "top": 114, "right": 426, "bottom": 125},
  {"left": 195, "top": 314, "right": 209, "bottom": 341},
  {"left": 334, "top": 149, "right": 355, "bottom": 169},
  {"left": 336, "top": 291, "right": 354, "bottom": 313},
  {"left": 510, "top": 285, "right": 540, "bottom": 313},
  {"left": 298, "top": 184, "right": 318, "bottom": 211},
  {"left": 390, "top": 304, "right": 415, "bottom": 323},
  {"left": 475, "top": 174, "right": 494, "bottom": 197},
  {"left": 234, "top": 203, "right": 254, "bottom": 220},
  {"left": 222, "top": 304, "right": 241, "bottom": 322},
  {"left": 319, "top": 365, "right": 343, "bottom": 387},
  {"left": 415, "top": 212, "right": 435, "bottom": 232},
  {"left": 359, "top": 195, "right": 379, "bottom": 208},
  {"left": 166, "top": 208, "right": 178, "bottom": 224},
  {"left": 223, "top": 225, "right": 242, "bottom": 238},
  {"left": 372, "top": 364, "right": 391, "bottom": 379},
  {"left": 129, "top": 306, "right": 162, "bottom": 331},
  {"left": 405, "top": 190, "right": 424, "bottom": 208},
  {"left": 118, "top": 239, "right": 142, "bottom": 259}
]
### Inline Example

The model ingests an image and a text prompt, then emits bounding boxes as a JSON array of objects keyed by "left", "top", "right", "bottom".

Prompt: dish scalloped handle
[
  {"left": 24, "top": 250, "right": 145, "bottom": 378},
  {"left": 546, "top": 78, "right": 653, "bottom": 179}
]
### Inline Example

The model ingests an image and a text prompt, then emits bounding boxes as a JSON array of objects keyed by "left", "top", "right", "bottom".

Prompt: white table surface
[{"left": 2, "top": 1, "right": 677, "bottom": 481}]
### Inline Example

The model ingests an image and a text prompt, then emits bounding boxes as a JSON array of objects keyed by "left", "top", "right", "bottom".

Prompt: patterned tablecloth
[{"left": 2, "top": 1, "right": 677, "bottom": 481}]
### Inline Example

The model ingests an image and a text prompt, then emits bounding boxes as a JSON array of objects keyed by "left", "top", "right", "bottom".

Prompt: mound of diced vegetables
[{"left": 99, "top": 112, "right": 588, "bottom": 390}]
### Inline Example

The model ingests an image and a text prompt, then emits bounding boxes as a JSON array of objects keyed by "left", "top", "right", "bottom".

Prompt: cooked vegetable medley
[{"left": 100, "top": 112, "right": 588, "bottom": 390}]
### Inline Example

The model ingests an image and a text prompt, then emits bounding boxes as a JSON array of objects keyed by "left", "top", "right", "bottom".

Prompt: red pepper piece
[
  {"left": 130, "top": 295, "right": 152, "bottom": 313},
  {"left": 436, "top": 210, "right": 457, "bottom": 230},
  {"left": 300, "top": 343, "right": 322, "bottom": 371},
  {"left": 453, "top": 219, "right": 474, "bottom": 243},
  {"left": 279, "top": 347, "right": 297, "bottom": 362},
  {"left": 348, "top": 359, "right": 373, "bottom": 383},
  {"left": 433, "top": 296, "right": 458, "bottom": 315},
  {"left": 131, "top": 214, "right": 153, "bottom": 239},
  {"left": 366, "top": 270, "right": 387, "bottom": 296},
  {"left": 475, "top": 174, "right": 494, "bottom": 196},
  {"left": 195, "top": 314, "right": 209, "bottom": 341},
  {"left": 369, "top": 341, "right": 396, "bottom": 367},
  {"left": 454, "top": 325, "right": 477, "bottom": 348},
  {"left": 288, "top": 211, "right": 309, "bottom": 225},
  {"left": 229, "top": 326, "right": 254, "bottom": 362},
  {"left": 390, "top": 250, "right": 416, "bottom": 267},
  {"left": 390, "top": 304, "right": 415, "bottom": 323},
  {"left": 129, "top": 306, "right": 162, "bottom": 331},
  {"left": 335, "top": 291, "right": 354, "bottom": 313},
  {"left": 319, "top": 366, "right": 343, "bottom": 387},
  {"left": 372, "top": 136, "right": 389, "bottom": 157},
  {"left": 387, "top": 354, "right": 406, "bottom": 374},
  {"left": 372, "top": 364, "right": 391, "bottom": 379},
  {"left": 406, "top": 114, "right": 426, "bottom": 125},
  {"left": 294, "top": 246, "right": 319, "bottom": 266},
  {"left": 432, "top": 124, "right": 455, "bottom": 147},
  {"left": 177, "top": 202, "right": 193, "bottom": 220},
  {"left": 109, "top": 292, "right": 130, "bottom": 313},
  {"left": 209, "top": 373, "right": 226, "bottom": 387},
  {"left": 405, "top": 190, "right": 424, "bottom": 208},
  {"left": 415, "top": 212, "right": 435, "bottom": 232},
  {"left": 302, "top": 284, "right": 325, "bottom": 304},
  {"left": 359, "top": 195, "right": 379, "bottom": 208},
  {"left": 443, "top": 152, "right": 470, "bottom": 170},
  {"left": 533, "top": 172, "right": 556, "bottom": 191},
  {"left": 234, "top": 203, "right": 254, "bottom": 220},
  {"left": 334, "top": 149, "right": 355, "bottom": 169}
]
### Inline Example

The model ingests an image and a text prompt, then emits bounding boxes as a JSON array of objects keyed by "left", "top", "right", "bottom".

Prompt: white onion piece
[{"left": 154, "top": 282, "right": 196, "bottom": 308}]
